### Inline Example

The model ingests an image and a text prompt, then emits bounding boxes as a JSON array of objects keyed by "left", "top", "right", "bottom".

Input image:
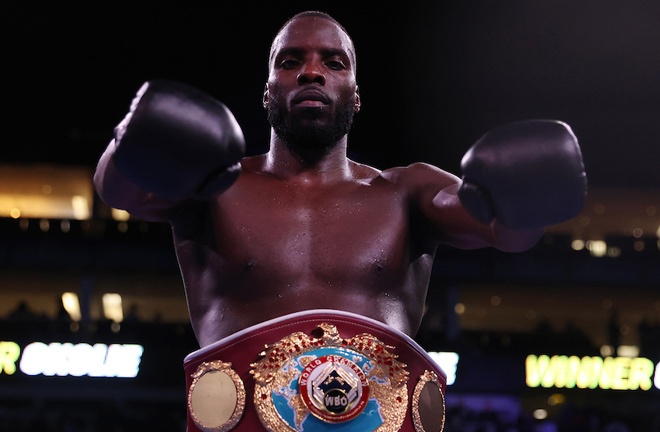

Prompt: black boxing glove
[
  {"left": 111, "top": 79, "right": 245, "bottom": 200},
  {"left": 458, "top": 119, "right": 587, "bottom": 229}
]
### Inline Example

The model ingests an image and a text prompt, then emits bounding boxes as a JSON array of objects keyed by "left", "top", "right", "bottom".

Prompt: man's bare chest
[{"left": 207, "top": 177, "right": 412, "bottom": 274}]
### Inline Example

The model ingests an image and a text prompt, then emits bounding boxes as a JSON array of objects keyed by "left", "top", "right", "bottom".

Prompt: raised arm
[
  {"left": 394, "top": 120, "right": 587, "bottom": 252},
  {"left": 93, "top": 80, "right": 245, "bottom": 221}
]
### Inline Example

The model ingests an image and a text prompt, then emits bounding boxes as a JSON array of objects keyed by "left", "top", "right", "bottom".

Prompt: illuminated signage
[
  {"left": 1, "top": 340, "right": 144, "bottom": 379},
  {"left": 0, "top": 341, "right": 20, "bottom": 375},
  {"left": 427, "top": 351, "right": 459, "bottom": 385},
  {"left": 526, "top": 354, "right": 659, "bottom": 391}
]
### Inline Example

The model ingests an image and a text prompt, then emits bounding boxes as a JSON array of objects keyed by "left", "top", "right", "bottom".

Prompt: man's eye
[
  {"left": 326, "top": 60, "right": 346, "bottom": 71},
  {"left": 280, "top": 59, "right": 299, "bottom": 69}
]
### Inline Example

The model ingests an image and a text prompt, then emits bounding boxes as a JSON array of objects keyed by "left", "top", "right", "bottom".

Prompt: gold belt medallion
[{"left": 251, "top": 322, "right": 408, "bottom": 431}]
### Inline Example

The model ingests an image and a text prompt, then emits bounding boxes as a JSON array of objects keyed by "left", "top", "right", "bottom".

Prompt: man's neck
[{"left": 264, "top": 131, "right": 351, "bottom": 184}]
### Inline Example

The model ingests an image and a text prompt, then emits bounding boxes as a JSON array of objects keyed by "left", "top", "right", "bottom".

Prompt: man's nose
[{"left": 297, "top": 63, "right": 326, "bottom": 85}]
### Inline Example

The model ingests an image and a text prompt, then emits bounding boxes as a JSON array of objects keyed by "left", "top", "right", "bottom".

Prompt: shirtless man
[{"left": 94, "top": 11, "right": 586, "bottom": 432}]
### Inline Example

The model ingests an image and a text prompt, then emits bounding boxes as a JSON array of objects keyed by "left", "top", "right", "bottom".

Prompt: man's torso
[{"left": 171, "top": 158, "right": 439, "bottom": 346}]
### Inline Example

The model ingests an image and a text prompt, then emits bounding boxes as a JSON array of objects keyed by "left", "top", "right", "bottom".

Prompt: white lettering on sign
[
  {"left": 19, "top": 342, "right": 144, "bottom": 378},
  {"left": 526, "top": 355, "right": 657, "bottom": 391}
]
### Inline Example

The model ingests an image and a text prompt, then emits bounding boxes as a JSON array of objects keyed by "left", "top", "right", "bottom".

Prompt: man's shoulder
[
  {"left": 380, "top": 162, "right": 458, "bottom": 185},
  {"left": 349, "top": 160, "right": 450, "bottom": 179}
]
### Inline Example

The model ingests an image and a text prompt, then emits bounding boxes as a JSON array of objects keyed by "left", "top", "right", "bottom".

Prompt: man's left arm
[{"left": 399, "top": 119, "right": 588, "bottom": 252}]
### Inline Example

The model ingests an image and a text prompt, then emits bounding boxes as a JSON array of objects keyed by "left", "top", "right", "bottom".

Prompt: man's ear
[
  {"left": 262, "top": 84, "right": 269, "bottom": 109},
  {"left": 354, "top": 86, "right": 361, "bottom": 113}
]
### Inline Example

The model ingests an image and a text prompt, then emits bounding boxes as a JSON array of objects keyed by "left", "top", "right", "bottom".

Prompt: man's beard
[{"left": 267, "top": 93, "right": 356, "bottom": 153}]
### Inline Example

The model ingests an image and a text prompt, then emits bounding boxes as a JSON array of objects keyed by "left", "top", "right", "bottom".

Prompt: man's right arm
[{"left": 93, "top": 80, "right": 245, "bottom": 221}]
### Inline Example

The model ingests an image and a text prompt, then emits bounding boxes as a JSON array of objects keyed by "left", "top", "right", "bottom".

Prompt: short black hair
[
  {"left": 278, "top": 10, "right": 351, "bottom": 38},
  {"left": 268, "top": 10, "right": 356, "bottom": 70}
]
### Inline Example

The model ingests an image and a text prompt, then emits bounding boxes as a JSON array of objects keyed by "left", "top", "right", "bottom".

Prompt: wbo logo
[{"left": 299, "top": 353, "right": 370, "bottom": 422}]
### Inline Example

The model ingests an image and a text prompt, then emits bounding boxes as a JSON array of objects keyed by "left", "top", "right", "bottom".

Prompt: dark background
[
  {"left": 4, "top": 1, "right": 660, "bottom": 190},
  {"left": 3, "top": 4, "right": 660, "bottom": 430}
]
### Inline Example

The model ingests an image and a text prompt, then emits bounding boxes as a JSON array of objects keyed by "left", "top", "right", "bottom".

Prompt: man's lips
[{"left": 292, "top": 89, "right": 331, "bottom": 106}]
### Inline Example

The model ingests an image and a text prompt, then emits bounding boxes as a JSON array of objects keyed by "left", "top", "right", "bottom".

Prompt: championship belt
[{"left": 184, "top": 309, "right": 446, "bottom": 432}]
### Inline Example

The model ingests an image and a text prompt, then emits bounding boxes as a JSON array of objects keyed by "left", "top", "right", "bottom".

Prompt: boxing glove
[
  {"left": 111, "top": 79, "right": 245, "bottom": 200},
  {"left": 458, "top": 119, "right": 587, "bottom": 229}
]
